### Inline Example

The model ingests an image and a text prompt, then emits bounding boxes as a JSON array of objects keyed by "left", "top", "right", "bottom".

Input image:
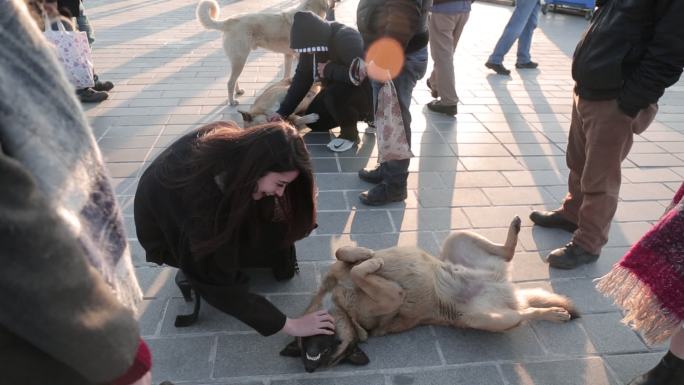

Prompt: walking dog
[
  {"left": 281, "top": 216, "right": 579, "bottom": 372},
  {"left": 196, "top": 0, "right": 330, "bottom": 106}
]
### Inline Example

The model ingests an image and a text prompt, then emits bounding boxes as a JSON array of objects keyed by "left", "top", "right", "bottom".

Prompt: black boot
[
  {"left": 272, "top": 245, "right": 299, "bottom": 281},
  {"left": 359, "top": 182, "right": 407, "bottom": 206},
  {"left": 628, "top": 351, "right": 684, "bottom": 385},
  {"left": 530, "top": 210, "right": 578, "bottom": 233},
  {"left": 174, "top": 270, "right": 201, "bottom": 327},
  {"left": 547, "top": 242, "right": 599, "bottom": 269},
  {"left": 358, "top": 164, "right": 383, "bottom": 184}
]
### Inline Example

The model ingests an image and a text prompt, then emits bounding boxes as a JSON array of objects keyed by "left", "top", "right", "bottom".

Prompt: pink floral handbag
[
  {"left": 375, "top": 78, "right": 413, "bottom": 163},
  {"left": 43, "top": 16, "right": 95, "bottom": 89}
]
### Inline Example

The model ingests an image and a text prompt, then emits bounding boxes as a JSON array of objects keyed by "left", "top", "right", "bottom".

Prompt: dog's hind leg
[
  {"left": 226, "top": 50, "right": 248, "bottom": 106},
  {"left": 474, "top": 216, "right": 522, "bottom": 261},
  {"left": 463, "top": 305, "right": 571, "bottom": 332}
]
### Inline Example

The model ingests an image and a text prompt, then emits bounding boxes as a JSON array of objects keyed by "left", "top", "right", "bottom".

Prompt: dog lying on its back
[
  {"left": 238, "top": 79, "right": 321, "bottom": 129},
  {"left": 281, "top": 216, "right": 579, "bottom": 372},
  {"left": 196, "top": 0, "right": 330, "bottom": 106}
]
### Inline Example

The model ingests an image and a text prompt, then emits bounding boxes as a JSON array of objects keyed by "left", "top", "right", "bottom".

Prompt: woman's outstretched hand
[{"left": 282, "top": 310, "right": 335, "bottom": 337}]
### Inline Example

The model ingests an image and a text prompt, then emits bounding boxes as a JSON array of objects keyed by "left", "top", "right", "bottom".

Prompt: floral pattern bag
[
  {"left": 43, "top": 16, "right": 95, "bottom": 89},
  {"left": 376, "top": 78, "right": 413, "bottom": 163}
]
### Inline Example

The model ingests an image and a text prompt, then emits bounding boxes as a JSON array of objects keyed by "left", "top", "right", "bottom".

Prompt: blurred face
[{"left": 252, "top": 170, "right": 299, "bottom": 200}]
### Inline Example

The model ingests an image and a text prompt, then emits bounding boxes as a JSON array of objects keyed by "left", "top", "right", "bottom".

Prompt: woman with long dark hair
[{"left": 134, "top": 121, "right": 334, "bottom": 337}]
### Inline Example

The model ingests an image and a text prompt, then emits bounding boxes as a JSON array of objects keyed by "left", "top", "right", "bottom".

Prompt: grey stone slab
[
  {"left": 306, "top": 144, "right": 338, "bottom": 158},
  {"left": 295, "top": 235, "right": 346, "bottom": 262},
  {"left": 352, "top": 232, "right": 441, "bottom": 256},
  {"left": 346, "top": 190, "right": 420, "bottom": 210},
  {"left": 389, "top": 208, "right": 471, "bottom": 231},
  {"left": 106, "top": 162, "right": 146, "bottom": 178},
  {"left": 135, "top": 266, "right": 179, "bottom": 299},
  {"left": 315, "top": 211, "right": 393, "bottom": 234},
  {"left": 462, "top": 206, "right": 532, "bottom": 228},
  {"left": 317, "top": 191, "right": 348, "bottom": 210},
  {"left": 482, "top": 186, "right": 557, "bottom": 205},
  {"left": 550, "top": 278, "right": 620, "bottom": 314},
  {"left": 311, "top": 158, "right": 339, "bottom": 173},
  {"left": 604, "top": 352, "right": 664, "bottom": 385},
  {"left": 415, "top": 188, "right": 491, "bottom": 207},
  {"left": 518, "top": 225, "right": 572, "bottom": 253},
  {"left": 390, "top": 365, "right": 505, "bottom": 385},
  {"left": 459, "top": 156, "right": 526, "bottom": 171},
  {"left": 531, "top": 318, "right": 598, "bottom": 356},
  {"left": 338, "top": 158, "right": 379, "bottom": 173},
  {"left": 620, "top": 183, "right": 678, "bottom": 200},
  {"left": 138, "top": 298, "right": 166, "bottom": 337},
  {"left": 214, "top": 333, "right": 309, "bottom": 377},
  {"left": 434, "top": 325, "right": 546, "bottom": 364},
  {"left": 441, "top": 170, "right": 511, "bottom": 188},
  {"left": 500, "top": 358, "right": 619, "bottom": 385},
  {"left": 98, "top": 135, "right": 158, "bottom": 149},
  {"left": 246, "top": 264, "right": 318, "bottom": 294},
  {"left": 501, "top": 170, "right": 568, "bottom": 186},
  {"left": 160, "top": 297, "right": 253, "bottom": 335},
  {"left": 146, "top": 336, "right": 214, "bottom": 383},
  {"left": 111, "top": 177, "right": 139, "bottom": 195},
  {"left": 268, "top": 294, "right": 315, "bottom": 318},
  {"left": 580, "top": 313, "right": 648, "bottom": 353},
  {"left": 315, "top": 172, "right": 372, "bottom": 191},
  {"left": 272, "top": 375, "right": 385, "bottom": 385}
]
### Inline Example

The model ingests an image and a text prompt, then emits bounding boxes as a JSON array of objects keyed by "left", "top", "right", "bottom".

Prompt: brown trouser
[
  {"left": 428, "top": 11, "right": 470, "bottom": 106},
  {"left": 559, "top": 93, "right": 657, "bottom": 254}
]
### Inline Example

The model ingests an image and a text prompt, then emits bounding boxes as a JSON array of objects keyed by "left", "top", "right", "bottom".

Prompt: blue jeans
[
  {"left": 371, "top": 46, "right": 428, "bottom": 185},
  {"left": 487, "top": 0, "right": 540, "bottom": 65}
]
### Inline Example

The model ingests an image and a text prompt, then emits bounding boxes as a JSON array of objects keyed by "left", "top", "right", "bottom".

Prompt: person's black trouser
[{"left": 306, "top": 80, "right": 372, "bottom": 142}]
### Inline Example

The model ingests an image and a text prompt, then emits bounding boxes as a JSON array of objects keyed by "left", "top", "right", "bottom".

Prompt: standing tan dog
[
  {"left": 281, "top": 216, "right": 579, "bottom": 372},
  {"left": 238, "top": 79, "right": 321, "bottom": 129},
  {"left": 196, "top": 0, "right": 330, "bottom": 106}
]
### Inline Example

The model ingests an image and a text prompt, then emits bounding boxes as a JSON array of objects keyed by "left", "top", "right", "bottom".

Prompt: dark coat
[
  {"left": 572, "top": 0, "right": 684, "bottom": 117},
  {"left": 133, "top": 127, "right": 289, "bottom": 336},
  {"left": 356, "top": 0, "right": 431, "bottom": 53},
  {"left": 277, "top": 22, "right": 365, "bottom": 117}
]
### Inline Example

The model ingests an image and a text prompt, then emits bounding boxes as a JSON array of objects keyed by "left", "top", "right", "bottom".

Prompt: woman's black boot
[
  {"left": 628, "top": 351, "right": 684, "bottom": 385},
  {"left": 174, "top": 270, "right": 201, "bottom": 327},
  {"left": 272, "top": 245, "right": 299, "bottom": 281}
]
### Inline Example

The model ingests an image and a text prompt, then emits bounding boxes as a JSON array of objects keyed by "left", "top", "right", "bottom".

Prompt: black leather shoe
[
  {"left": 427, "top": 100, "right": 457, "bottom": 115},
  {"left": 77, "top": 87, "right": 108, "bottom": 103},
  {"left": 174, "top": 270, "right": 201, "bottom": 327},
  {"left": 529, "top": 210, "right": 578, "bottom": 233},
  {"left": 515, "top": 61, "right": 539, "bottom": 69},
  {"left": 426, "top": 79, "right": 438, "bottom": 98},
  {"left": 547, "top": 242, "right": 599, "bottom": 269},
  {"left": 93, "top": 80, "right": 114, "bottom": 92},
  {"left": 358, "top": 165, "right": 383, "bottom": 184},
  {"left": 628, "top": 351, "right": 684, "bottom": 385},
  {"left": 485, "top": 62, "right": 511, "bottom": 75},
  {"left": 359, "top": 183, "right": 407, "bottom": 206}
]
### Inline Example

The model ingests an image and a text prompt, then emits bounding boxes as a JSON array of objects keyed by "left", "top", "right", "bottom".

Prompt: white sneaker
[{"left": 327, "top": 138, "right": 355, "bottom": 152}]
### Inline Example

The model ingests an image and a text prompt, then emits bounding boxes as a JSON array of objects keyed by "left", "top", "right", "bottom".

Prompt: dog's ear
[
  {"left": 238, "top": 110, "right": 252, "bottom": 122},
  {"left": 343, "top": 344, "right": 369, "bottom": 366},
  {"left": 279, "top": 339, "right": 301, "bottom": 357}
]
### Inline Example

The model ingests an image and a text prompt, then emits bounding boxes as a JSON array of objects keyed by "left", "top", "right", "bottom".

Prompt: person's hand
[
  {"left": 127, "top": 371, "right": 151, "bottom": 385},
  {"left": 366, "top": 60, "right": 392, "bottom": 83},
  {"left": 267, "top": 112, "right": 284, "bottom": 122},
  {"left": 282, "top": 310, "right": 335, "bottom": 337},
  {"left": 317, "top": 61, "right": 329, "bottom": 79}
]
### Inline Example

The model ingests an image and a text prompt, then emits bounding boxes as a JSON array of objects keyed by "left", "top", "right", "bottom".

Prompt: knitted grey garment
[{"left": 0, "top": 0, "right": 142, "bottom": 311}]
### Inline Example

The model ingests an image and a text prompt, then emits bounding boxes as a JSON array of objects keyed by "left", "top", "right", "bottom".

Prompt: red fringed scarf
[{"left": 597, "top": 182, "right": 684, "bottom": 344}]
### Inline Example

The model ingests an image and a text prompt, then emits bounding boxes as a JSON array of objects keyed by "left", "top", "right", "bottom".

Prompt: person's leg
[
  {"left": 305, "top": 88, "right": 337, "bottom": 132},
  {"left": 76, "top": 1, "right": 95, "bottom": 46},
  {"left": 322, "top": 82, "right": 366, "bottom": 142},
  {"left": 515, "top": 0, "right": 540, "bottom": 65},
  {"left": 360, "top": 47, "right": 427, "bottom": 205},
  {"left": 428, "top": 12, "right": 458, "bottom": 105},
  {"left": 487, "top": 0, "right": 539, "bottom": 65},
  {"left": 560, "top": 94, "right": 585, "bottom": 223}
]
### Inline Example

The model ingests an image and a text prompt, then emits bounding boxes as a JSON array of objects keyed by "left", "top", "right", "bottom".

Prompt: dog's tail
[
  {"left": 517, "top": 288, "right": 580, "bottom": 319},
  {"left": 197, "top": 0, "right": 226, "bottom": 31},
  {"left": 290, "top": 113, "right": 319, "bottom": 128}
]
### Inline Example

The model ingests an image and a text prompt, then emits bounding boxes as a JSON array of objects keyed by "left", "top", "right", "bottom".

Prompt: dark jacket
[
  {"left": 277, "top": 21, "right": 365, "bottom": 117},
  {"left": 572, "top": 0, "right": 684, "bottom": 117},
  {"left": 134, "top": 127, "right": 288, "bottom": 336},
  {"left": 357, "top": 0, "right": 432, "bottom": 53}
]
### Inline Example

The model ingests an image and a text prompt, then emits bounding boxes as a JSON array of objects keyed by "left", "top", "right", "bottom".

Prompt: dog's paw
[
  {"left": 545, "top": 307, "right": 572, "bottom": 323},
  {"left": 235, "top": 88, "right": 245, "bottom": 96},
  {"left": 229, "top": 99, "right": 239, "bottom": 106},
  {"left": 511, "top": 216, "right": 521, "bottom": 233}
]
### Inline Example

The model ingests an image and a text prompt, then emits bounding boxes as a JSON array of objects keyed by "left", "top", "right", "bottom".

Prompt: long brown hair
[{"left": 155, "top": 121, "right": 316, "bottom": 259}]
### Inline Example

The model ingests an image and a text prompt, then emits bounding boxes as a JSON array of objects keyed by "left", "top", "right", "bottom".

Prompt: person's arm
[
  {"left": 323, "top": 28, "right": 365, "bottom": 84},
  {"left": 618, "top": 0, "right": 684, "bottom": 117},
  {"left": 277, "top": 54, "right": 315, "bottom": 117},
  {"left": 0, "top": 150, "right": 144, "bottom": 384}
]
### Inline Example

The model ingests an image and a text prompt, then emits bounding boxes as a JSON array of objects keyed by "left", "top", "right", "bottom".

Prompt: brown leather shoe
[
  {"left": 529, "top": 210, "right": 578, "bottom": 233},
  {"left": 426, "top": 79, "right": 438, "bottom": 98},
  {"left": 547, "top": 242, "right": 599, "bottom": 269}
]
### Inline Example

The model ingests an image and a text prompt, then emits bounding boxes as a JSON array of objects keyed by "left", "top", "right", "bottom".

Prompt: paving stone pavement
[{"left": 84, "top": 0, "right": 684, "bottom": 383}]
